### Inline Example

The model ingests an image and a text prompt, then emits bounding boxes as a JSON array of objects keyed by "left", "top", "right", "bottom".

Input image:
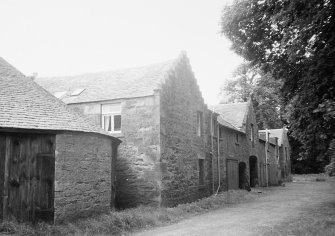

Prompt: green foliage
[
  {"left": 221, "top": 62, "right": 283, "bottom": 129},
  {"left": 221, "top": 0, "right": 335, "bottom": 168},
  {"left": 0, "top": 190, "right": 258, "bottom": 236}
]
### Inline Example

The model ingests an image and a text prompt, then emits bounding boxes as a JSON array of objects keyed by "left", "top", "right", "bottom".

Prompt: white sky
[{"left": 0, "top": 0, "right": 242, "bottom": 105}]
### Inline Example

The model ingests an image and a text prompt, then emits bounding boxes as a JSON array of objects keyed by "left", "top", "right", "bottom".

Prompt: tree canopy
[
  {"left": 221, "top": 0, "right": 335, "bottom": 169},
  {"left": 220, "top": 62, "right": 283, "bottom": 130}
]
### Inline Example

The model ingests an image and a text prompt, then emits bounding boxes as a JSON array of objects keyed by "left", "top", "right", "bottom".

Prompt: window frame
[{"left": 101, "top": 103, "right": 122, "bottom": 133}]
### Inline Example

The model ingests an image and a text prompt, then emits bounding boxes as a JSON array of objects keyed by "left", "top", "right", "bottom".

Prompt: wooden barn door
[
  {"left": 268, "top": 164, "right": 278, "bottom": 186},
  {"left": 1, "top": 133, "right": 55, "bottom": 222},
  {"left": 226, "top": 159, "right": 238, "bottom": 190},
  {"left": 0, "top": 135, "right": 6, "bottom": 219},
  {"left": 35, "top": 154, "right": 55, "bottom": 222}
]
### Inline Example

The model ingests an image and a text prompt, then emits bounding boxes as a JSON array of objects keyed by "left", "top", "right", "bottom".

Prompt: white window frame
[{"left": 101, "top": 103, "right": 121, "bottom": 133}]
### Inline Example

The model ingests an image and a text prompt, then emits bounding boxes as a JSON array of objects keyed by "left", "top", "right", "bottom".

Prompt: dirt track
[{"left": 133, "top": 177, "right": 335, "bottom": 236}]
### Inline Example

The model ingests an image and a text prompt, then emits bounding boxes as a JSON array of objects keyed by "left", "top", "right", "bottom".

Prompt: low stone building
[
  {"left": 259, "top": 128, "right": 291, "bottom": 181},
  {"left": 0, "top": 57, "right": 120, "bottom": 222},
  {"left": 36, "top": 53, "right": 215, "bottom": 207},
  {"left": 211, "top": 101, "right": 260, "bottom": 190}
]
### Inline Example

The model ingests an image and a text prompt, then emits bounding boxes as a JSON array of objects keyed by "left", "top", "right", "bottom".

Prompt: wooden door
[
  {"left": 0, "top": 135, "right": 6, "bottom": 219},
  {"left": 268, "top": 163, "right": 278, "bottom": 186},
  {"left": 35, "top": 154, "right": 55, "bottom": 222},
  {"left": 227, "top": 159, "right": 238, "bottom": 190},
  {"left": 1, "top": 133, "right": 55, "bottom": 222}
]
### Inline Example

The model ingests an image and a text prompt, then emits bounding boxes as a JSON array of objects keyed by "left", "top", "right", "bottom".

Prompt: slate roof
[
  {"left": 259, "top": 128, "right": 286, "bottom": 146},
  {"left": 0, "top": 57, "right": 119, "bottom": 140},
  {"left": 35, "top": 56, "right": 186, "bottom": 104},
  {"left": 210, "top": 102, "right": 248, "bottom": 132}
]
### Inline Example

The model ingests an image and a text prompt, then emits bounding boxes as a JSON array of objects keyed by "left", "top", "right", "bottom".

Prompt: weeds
[{"left": 1, "top": 190, "right": 258, "bottom": 236}]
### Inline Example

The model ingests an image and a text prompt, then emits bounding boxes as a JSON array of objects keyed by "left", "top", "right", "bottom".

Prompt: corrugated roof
[
  {"left": 35, "top": 56, "right": 185, "bottom": 104},
  {"left": 210, "top": 102, "right": 248, "bottom": 132},
  {"left": 0, "top": 57, "right": 119, "bottom": 139}
]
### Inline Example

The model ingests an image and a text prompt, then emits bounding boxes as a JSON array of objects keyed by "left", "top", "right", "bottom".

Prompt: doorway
[
  {"left": 238, "top": 162, "right": 246, "bottom": 189},
  {"left": 249, "top": 156, "right": 258, "bottom": 187}
]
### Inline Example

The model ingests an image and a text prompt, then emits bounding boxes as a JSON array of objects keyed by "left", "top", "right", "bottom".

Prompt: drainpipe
[
  {"left": 211, "top": 111, "right": 215, "bottom": 194},
  {"left": 265, "top": 129, "right": 269, "bottom": 187},
  {"left": 215, "top": 122, "right": 221, "bottom": 195}
]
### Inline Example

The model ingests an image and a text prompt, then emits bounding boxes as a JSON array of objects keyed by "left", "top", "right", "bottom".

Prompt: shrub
[{"left": 325, "top": 161, "right": 335, "bottom": 176}]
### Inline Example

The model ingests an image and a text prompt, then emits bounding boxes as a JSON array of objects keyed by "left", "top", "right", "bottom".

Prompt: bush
[{"left": 325, "top": 161, "right": 335, "bottom": 176}]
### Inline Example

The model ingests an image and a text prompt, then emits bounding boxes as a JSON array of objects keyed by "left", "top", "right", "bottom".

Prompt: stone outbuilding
[
  {"left": 0, "top": 57, "right": 121, "bottom": 222},
  {"left": 36, "top": 53, "right": 214, "bottom": 207},
  {"left": 36, "top": 52, "right": 284, "bottom": 208},
  {"left": 211, "top": 101, "right": 260, "bottom": 190},
  {"left": 259, "top": 128, "right": 291, "bottom": 181}
]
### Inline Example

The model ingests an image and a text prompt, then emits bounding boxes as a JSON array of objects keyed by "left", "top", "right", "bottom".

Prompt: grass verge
[{"left": 0, "top": 189, "right": 260, "bottom": 236}]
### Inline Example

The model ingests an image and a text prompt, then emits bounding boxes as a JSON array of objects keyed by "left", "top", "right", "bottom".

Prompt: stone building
[
  {"left": 0, "top": 57, "right": 120, "bottom": 222},
  {"left": 36, "top": 52, "right": 282, "bottom": 208},
  {"left": 36, "top": 53, "right": 214, "bottom": 207},
  {"left": 259, "top": 128, "right": 291, "bottom": 181},
  {"left": 211, "top": 101, "right": 260, "bottom": 190}
]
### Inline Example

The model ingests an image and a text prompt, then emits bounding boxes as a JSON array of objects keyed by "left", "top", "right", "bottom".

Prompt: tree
[
  {"left": 221, "top": 62, "right": 283, "bottom": 129},
  {"left": 221, "top": 0, "right": 335, "bottom": 170}
]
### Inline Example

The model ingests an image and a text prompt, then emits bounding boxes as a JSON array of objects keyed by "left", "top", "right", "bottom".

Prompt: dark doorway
[
  {"left": 249, "top": 156, "right": 258, "bottom": 187},
  {"left": 238, "top": 162, "right": 246, "bottom": 189}
]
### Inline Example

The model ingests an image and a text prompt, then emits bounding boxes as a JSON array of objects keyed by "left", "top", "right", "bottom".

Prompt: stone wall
[
  {"left": 160, "top": 59, "right": 212, "bottom": 206},
  {"left": 244, "top": 102, "right": 260, "bottom": 158},
  {"left": 54, "top": 132, "right": 115, "bottom": 222},
  {"left": 258, "top": 140, "right": 267, "bottom": 187},
  {"left": 216, "top": 126, "right": 249, "bottom": 190},
  {"left": 69, "top": 95, "right": 161, "bottom": 208}
]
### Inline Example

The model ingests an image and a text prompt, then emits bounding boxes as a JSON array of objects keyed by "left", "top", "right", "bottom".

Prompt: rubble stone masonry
[
  {"left": 160, "top": 60, "right": 212, "bottom": 206},
  {"left": 54, "top": 132, "right": 114, "bottom": 222}
]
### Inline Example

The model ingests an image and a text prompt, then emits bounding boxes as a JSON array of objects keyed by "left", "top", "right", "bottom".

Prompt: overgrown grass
[
  {"left": 0, "top": 190, "right": 259, "bottom": 236},
  {"left": 292, "top": 173, "right": 329, "bottom": 182}
]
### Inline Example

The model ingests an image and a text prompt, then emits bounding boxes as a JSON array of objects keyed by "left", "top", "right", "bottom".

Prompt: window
[
  {"left": 251, "top": 124, "right": 255, "bottom": 147},
  {"left": 70, "top": 88, "right": 85, "bottom": 96},
  {"left": 219, "top": 128, "right": 224, "bottom": 139},
  {"left": 212, "top": 118, "right": 218, "bottom": 137},
  {"left": 199, "top": 159, "right": 205, "bottom": 185},
  {"left": 101, "top": 103, "right": 121, "bottom": 133},
  {"left": 235, "top": 133, "right": 239, "bottom": 144},
  {"left": 54, "top": 91, "right": 66, "bottom": 99},
  {"left": 197, "top": 111, "right": 203, "bottom": 137}
]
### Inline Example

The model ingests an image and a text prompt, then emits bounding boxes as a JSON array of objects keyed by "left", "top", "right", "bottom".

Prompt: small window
[
  {"left": 70, "top": 88, "right": 85, "bottom": 96},
  {"left": 197, "top": 111, "right": 203, "bottom": 137},
  {"left": 219, "top": 128, "right": 224, "bottom": 139},
  {"left": 251, "top": 124, "right": 255, "bottom": 147},
  {"left": 101, "top": 103, "right": 121, "bottom": 133},
  {"left": 212, "top": 119, "right": 218, "bottom": 137},
  {"left": 235, "top": 133, "right": 239, "bottom": 144},
  {"left": 199, "top": 159, "right": 205, "bottom": 185},
  {"left": 54, "top": 91, "right": 66, "bottom": 99}
]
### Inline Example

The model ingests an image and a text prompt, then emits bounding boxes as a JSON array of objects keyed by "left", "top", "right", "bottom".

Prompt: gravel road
[{"left": 133, "top": 177, "right": 335, "bottom": 236}]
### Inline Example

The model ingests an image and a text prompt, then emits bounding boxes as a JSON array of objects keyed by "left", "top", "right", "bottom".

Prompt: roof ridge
[
  {"left": 35, "top": 53, "right": 193, "bottom": 103},
  {"left": 40, "top": 57, "right": 179, "bottom": 80}
]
